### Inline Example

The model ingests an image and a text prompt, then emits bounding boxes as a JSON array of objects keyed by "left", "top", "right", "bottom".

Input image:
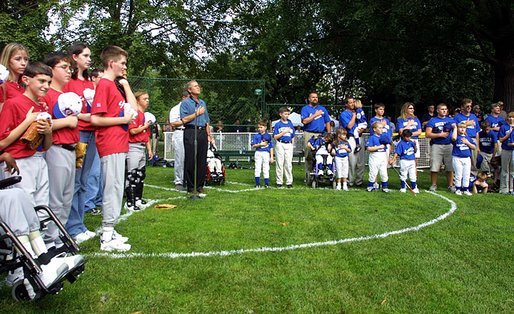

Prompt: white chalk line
[{"left": 91, "top": 190, "right": 457, "bottom": 259}]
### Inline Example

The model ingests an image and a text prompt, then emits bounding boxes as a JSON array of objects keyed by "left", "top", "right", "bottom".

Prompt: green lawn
[{"left": 1, "top": 164, "right": 513, "bottom": 313}]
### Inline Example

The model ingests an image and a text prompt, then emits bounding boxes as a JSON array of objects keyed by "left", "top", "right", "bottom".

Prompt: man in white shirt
[{"left": 168, "top": 90, "right": 189, "bottom": 189}]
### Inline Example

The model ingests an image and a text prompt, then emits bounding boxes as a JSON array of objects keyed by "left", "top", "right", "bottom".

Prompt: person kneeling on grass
[{"left": 472, "top": 171, "right": 489, "bottom": 194}]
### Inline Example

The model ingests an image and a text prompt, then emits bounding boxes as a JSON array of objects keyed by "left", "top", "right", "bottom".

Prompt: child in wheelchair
[
  {"left": 0, "top": 152, "right": 85, "bottom": 301},
  {"left": 307, "top": 132, "right": 336, "bottom": 179}
]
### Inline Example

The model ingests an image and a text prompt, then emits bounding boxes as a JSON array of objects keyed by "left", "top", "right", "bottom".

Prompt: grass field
[{"left": 1, "top": 163, "right": 513, "bottom": 313}]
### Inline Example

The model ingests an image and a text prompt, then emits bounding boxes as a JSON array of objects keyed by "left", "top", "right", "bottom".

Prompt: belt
[
  {"left": 57, "top": 144, "right": 76, "bottom": 152},
  {"left": 184, "top": 125, "right": 206, "bottom": 130},
  {"left": 277, "top": 140, "right": 291, "bottom": 143},
  {"left": 175, "top": 127, "right": 185, "bottom": 131}
]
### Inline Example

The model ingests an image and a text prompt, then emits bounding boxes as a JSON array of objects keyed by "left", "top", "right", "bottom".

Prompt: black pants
[{"left": 183, "top": 127, "right": 208, "bottom": 192}]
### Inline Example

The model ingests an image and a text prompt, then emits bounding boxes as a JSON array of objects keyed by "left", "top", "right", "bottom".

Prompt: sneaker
[
  {"left": 6, "top": 267, "right": 24, "bottom": 286},
  {"left": 90, "top": 208, "right": 102, "bottom": 215},
  {"left": 429, "top": 185, "right": 437, "bottom": 192},
  {"left": 336, "top": 183, "right": 341, "bottom": 190},
  {"left": 124, "top": 203, "right": 141, "bottom": 211},
  {"left": 455, "top": 190, "right": 462, "bottom": 195},
  {"left": 317, "top": 170, "right": 324, "bottom": 176},
  {"left": 327, "top": 169, "right": 334, "bottom": 176},
  {"left": 112, "top": 230, "right": 129, "bottom": 243},
  {"left": 412, "top": 188, "right": 420, "bottom": 194},
  {"left": 382, "top": 188, "right": 390, "bottom": 193},
  {"left": 367, "top": 186, "right": 374, "bottom": 192},
  {"left": 85, "top": 230, "right": 96, "bottom": 238},
  {"left": 54, "top": 253, "right": 85, "bottom": 271},
  {"left": 343, "top": 184, "right": 349, "bottom": 191},
  {"left": 39, "top": 258, "right": 69, "bottom": 288},
  {"left": 287, "top": 184, "right": 293, "bottom": 189},
  {"left": 255, "top": 185, "right": 261, "bottom": 189},
  {"left": 400, "top": 188, "right": 407, "bottom": 193},
  {"left": 264, "top": 184, "right": 270, "bottom": 189},
  {"left": 100, "top": 239, "right": 131, "bottom": 252},
  {"left": 448, "top": 186, "right": 457, "bottom": 193},
  {"left": 23, "top": 278, "right": 36, "bottom": 300},
  {"left": 277, "top": 184, "right": 283, "bottom": 188},
  {"left": 73, "top": 232, "right": 90, "bottom": 244},
  {"left": 136, "top": 199, "right": 150, "bottom": 209},
  {"left": 463, "top": 191, "right": 472, "bottom": 196}
]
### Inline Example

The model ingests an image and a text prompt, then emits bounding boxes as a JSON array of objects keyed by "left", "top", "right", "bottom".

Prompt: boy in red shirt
[
  {"left": 90, "top": 46, "right": 136, "bottom": 252},
  {"left": 0, "top": 62, "right": 53, "bottom": 208}
]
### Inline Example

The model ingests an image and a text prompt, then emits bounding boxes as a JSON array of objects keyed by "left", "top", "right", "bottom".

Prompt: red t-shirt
[
  {"left": 43, "top": 88, "right": 80, "bottom": 145},
  {"left": 63, "top": 78, "right": 95, "bottom": 131},
  {"left": 91, "top": 78, "right": 128, "bottom": 157},
  {"left": 0, "top": 94, "right": 48, "bottom": 158},
  {"left": 0, "top": 81, "right": 25, "bottom": 104},
  {"left": 129, "top": 110, "right": 150, "bottom": 143}
]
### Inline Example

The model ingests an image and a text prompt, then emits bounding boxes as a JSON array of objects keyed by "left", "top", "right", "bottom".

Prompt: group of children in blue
[{"left": 250, "top": 99, "right": 513, "bottom": 195}]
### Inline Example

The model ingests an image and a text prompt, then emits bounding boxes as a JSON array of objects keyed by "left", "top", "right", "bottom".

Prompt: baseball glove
[
  {"left": 75, "top": 142, "right": 88, "bottom": 169},
  {"left": 20, "top": 121, "right": 43, "bottom": 150}
]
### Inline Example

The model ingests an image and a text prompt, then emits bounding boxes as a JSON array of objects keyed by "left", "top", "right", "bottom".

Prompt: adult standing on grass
[
  {"left": 180, "top": 80, "right": 212, "bottom": 194},
  {"left": 169, "top": 90, "right": 189, "bottom": 190},
  {"left": 339, "top": 97, "right": 365, "bottom": 186},
  {"left": 301, "top": 91, "right": 331, "bottom": 176},
  {"left": 396, "top": 102, "right": 422, "bottom": 160},
  {"left": 498, "top": 112, "right": 514, "bottom": 194},
  {"left": 425, "top": 103, "right": 456, "bottom": 192}
]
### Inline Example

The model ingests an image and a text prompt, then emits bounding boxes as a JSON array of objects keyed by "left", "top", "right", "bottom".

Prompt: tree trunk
[{"left": 493, "top": 41, "right": 514, "bottom": 112}]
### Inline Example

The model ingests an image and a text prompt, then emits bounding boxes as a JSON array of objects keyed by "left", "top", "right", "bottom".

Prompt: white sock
[
  {"left": 29, "top": 231, "right": 48, "bottom": 257},
  {"left": 18, "top": 235, "right": 37, "bottom": 258},
  {"left": 102, "top": 227, "right": 114, "bottom": 242}
]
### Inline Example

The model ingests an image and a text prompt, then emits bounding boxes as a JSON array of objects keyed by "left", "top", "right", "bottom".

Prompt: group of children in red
[{"left": 0, "top": 42, "right": 154, "bottom": 257}]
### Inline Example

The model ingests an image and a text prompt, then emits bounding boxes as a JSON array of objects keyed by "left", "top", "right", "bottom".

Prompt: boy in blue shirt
[
  {"left": 251, "top": 120, "right": 274, "bottom": 188},
  {"left": 273, "top": 107, "right": 296, "bottom": 188},
  {"left": 478, "top": 121, "right": 498, "bottom": 174},
  {"left": 389, "top": 129, "right": 419, "bottom": 193},
  {"left": 366, "top": 122, "right": 389, "bottom": 192}
]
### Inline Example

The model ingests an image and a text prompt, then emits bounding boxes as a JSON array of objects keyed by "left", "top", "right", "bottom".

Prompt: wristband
[{"left": 180, "top": 118, "right": 185, "bottom": 125}]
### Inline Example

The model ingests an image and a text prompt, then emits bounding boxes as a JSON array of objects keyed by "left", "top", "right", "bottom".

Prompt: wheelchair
[{"left": 0, "top": 176, "right": 85, "bottom": 301}]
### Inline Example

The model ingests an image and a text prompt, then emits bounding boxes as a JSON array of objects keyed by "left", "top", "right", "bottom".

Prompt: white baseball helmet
[
  {"left": 0, "top": 64, "right": 9, "bottom": 84},
  {"left": 123, "top": 103, "right": 138, "bottom": 119},
  {"left": 83, "top": 88, "right": 95, "bottom": 103},
  {"left": 144, "top": 112, "right": 156, "bottom": 125},
  {"left": 55, "top": 92, "right": 82, "bottom": 118}
]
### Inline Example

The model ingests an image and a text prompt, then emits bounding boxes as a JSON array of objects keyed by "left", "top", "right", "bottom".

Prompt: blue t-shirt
[
  {"left": 367, "top": 134, "right": 387, "bottom": 153},
  {"left": 179, "top": 97, "right": 210, "bottom": 127},
  {"left": 301, "top": 105, "right": 331, "bottom": 133},
  {"left": 396, "top": 117, "right": 422, "bottom": 139},
  {"left": 499, "top": 124, "right": 514, "bottom": 151},
  {"left": 252, "top": 132, "right": 273, "bottom": 152},
  {"left": 454, "top": 113, "right": 480, "bottom": 138},
  {"left": 395, "top": 140, "right": 416, "bottom": 160},
  {"left": 273, "top": 120, "right": 295, "bottom": 143},
  {"left": 335, "top": 140, "right": 351, "bottom": 157},
  {"left": 308, "top": 136, "right": 325, "bottom": 150},
  {"left": 356, "top": 108, "right": 367, "bottom": 124},
  {"left": 478, "top": 130, "right": 497, "bottom": 154},
  {"left": 452, "top": 134, "right": 473, "bottom": 157},
  {"left": 339, "top": 110, "right": 356, "bottom": 135},
  {"left": 426, "top": 116, "right": 455, "bottom": 145},
  {"left": 369, "top": 117, "right": 392, "bottom": 139},
  {"left": 484, "top": 115, "right": 506, "bottom": 136}
]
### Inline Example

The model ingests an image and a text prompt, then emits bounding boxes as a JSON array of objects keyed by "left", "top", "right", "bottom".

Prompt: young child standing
[
  {"left": 90, "top": 46, "right": 136, "bottom": 252},
  {"left": 273, "top": 107, "right": 295, "bottom": 188},
  {"left": 366, "top": 121, "right": 389, "bottom": 192},
  {"left": 0, "top": 43, "right": 29, "bottom": 111},
  {"left": 389, "top": 129, "right": 419, "bottom": 193},
  {"left": 334, "top": 128, "right": 351, "bottom": 191},
  {"left": 452, "top": 122, "right": 476, "bottom": 196},
  {"left": 125, "top": 90, "right": 153, "bottom": 211},
  {"left": 251, "top": 120, "right": 274, "bottom": 188}
]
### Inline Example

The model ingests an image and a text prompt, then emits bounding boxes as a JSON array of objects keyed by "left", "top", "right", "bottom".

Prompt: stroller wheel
[{"left": 12, "top": 279, "right": 37, "bottom": 301}]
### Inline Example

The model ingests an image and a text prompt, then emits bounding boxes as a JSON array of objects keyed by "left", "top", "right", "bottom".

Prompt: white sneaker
[
  {"left": 343, "top": 184, "right": 349, "bottom": 191},
  {"left": 100, "top": 239, "right": 131, "bottom": 252},
  {"left": 455, "top": 190, "right": 462, "bottom": 195},
  {"left": 54, "top": 253, "right": 84, "bottom": 271},
  {"left": 400, "top": 188, "right": 407, "bottom": 193},
  {"left": 39, "top": 258, "right": 69, "bottom": 288},
  {"left": 317, "top": 170, "right": 323, "bottom": 176},
  {"left": 85, "top": 230, "right": 96, "bottom": 238},
  {"left": 112, "top": 230, "right": 129, "bottom": 243},
  {"left": 336, "top": 183, "right": 341, "bottom": 190},
  {"left": 327, "top": 169, "right": 334, "bottom": 176},
  {"left": 73, "top": 232, "right": 90, "bottom": 244},
  {"left": 136, "top": 199, "right": 150, "bottom": 209},
  {"left": 367, "top": 186, "right": 374, "bottom": 192},
  {"left": 429, "top": 185, "right": 437, "bottom": 192},
  {"left": 412, "top": 188, "right": 420, "bottom": 194},
  {"left": 463, "top": 190, "right": 472, "bottom": 196},
  {"left": 5, "top": 267, "right": 24, "bottom": 286},
  {"left": 382, "top": 188, "right": 390, "bottom": 193}
]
